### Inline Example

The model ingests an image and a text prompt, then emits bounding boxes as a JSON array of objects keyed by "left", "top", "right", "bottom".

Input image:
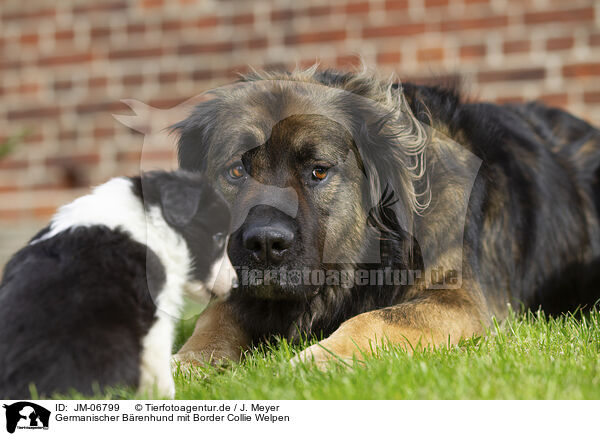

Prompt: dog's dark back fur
[
  {"left": 398, "top": 81, "right": 600, "bottom": 314},
  {"left": 176, "top": 69, "right": 600, "bottom": 343}
]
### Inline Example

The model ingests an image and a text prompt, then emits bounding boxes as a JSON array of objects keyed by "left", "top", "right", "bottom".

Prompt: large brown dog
[{"left": 173, "top": 68, "right": 600, "bottom": 368}]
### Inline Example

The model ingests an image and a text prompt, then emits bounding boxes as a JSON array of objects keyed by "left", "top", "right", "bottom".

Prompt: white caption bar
[{"left": 0, "top": 400, "right": 597, "bottom": 435}]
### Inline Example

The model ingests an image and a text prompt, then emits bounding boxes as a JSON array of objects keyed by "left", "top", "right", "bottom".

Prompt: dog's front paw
[
  {"left": 290, "top": 340, "right": 355, "bottom": 370},
  {"left": 171, "top": 351, "right": 206, "bottom": 373},
  {"left": 172, "top": 348, "right": 234, "bottom": 370}
]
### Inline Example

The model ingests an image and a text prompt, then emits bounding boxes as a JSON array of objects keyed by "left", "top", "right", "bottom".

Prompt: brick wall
[{"left": 1, "top": 0, "right": 599, "bottom": 266}]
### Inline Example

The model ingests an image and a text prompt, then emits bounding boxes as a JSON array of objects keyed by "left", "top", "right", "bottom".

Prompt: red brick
[
  {"left": 305, "top": 6, "right": 331, "bottom": 17},
  {"left": 460, "top": 44, "right": 486, "bottom": 58},
  {"left": 285, "top": 30, "right": 346, "bottom": 45},
  {"left": 417, "top": 47, "right": 445, "bottom": 62},
  {"left": 441, "top": 16, "right": 508, "bottom": 31},
  {"left": 122, "top": 74, "right": 144, "bottom": 86},
  {"left": 363, "top": 23, "right": 426, "bottom": 39},
  {"left": 538, "top": 93, "right": 568, "bottom": 106},
  {"left": 119, "top": 150, "right": 172, "bottom": 161},
  {"left": 53, "top": 80, "right": 73, "bottom": 91},
  {"left": 161, "top": 20, "right": 182, "bottom": 31},
  {"left": 7, "top": 106, "right": 60, "bottom": 120},
  {"left": 90, "top": 27, "right": 111, "bottom": 40},
  {"left": 38, "top": 53, "right": 93, "bottom": 66},
  {"left": 191, "top": 69, "right": 214, "bottom": 81},
  {"left": 299, "top": 59, "right": 321, "bottom": 69},
  {"left": 377, "top": 51, "right": 402, "bottom": 64},
  {"left": 524, "top": 7, "right": 594, "bottom": 24},
  {"left": 93, "top": 126, "right": 115, "bottom": 138},
  {"left": 263, "top": 62, "right": 288, "bottom": 72},
  {"left": 2, "top": 8, "right": 55, "bottom": 21},
  {"left": 117, "top": 151, "right": 142, "bottom": 161},
  {"left": 503, "top": 40, "right": 530, "bottom": 54},
  {"left": 563, "top": 63, "right": 600, "bottom": 77},
  {"left": 126, "top": 23, "right": 146, "bottom": 34},
  {"left": 195, "top": 16, "right": 219, "bottom": 28},
  {"left": 76, "top": 101, "right": 127, "bottom": 114},
  {"left": 346, "top": 2, "right": 370, "bottom": 14},
  {"left": 546, "top": 36, "right": 574, "bottom": 51},
  {"left": 583, "top": 91, "right": 600, "bottom": 104},
  {"left": 73, "top": 1, "right": 127, "bottom": 14},
  {"left": 23, "top": 132, "right": 44, "bottom": 144},
  {"left": 0, "top": 59, "right": 22, "bottom": 70},
  {"left": 336, "top": 55, "right": 363, "bottom": 68},
  {"left": 478, "top": 67, "right": 546, "bottom": 83},
  {"left": 496, "top": 96, "right": 525, "bottom": 104},
  {"left": 55, "top": 29, "right": 75, "bottom": 41},
  {"left": 33, "top": 207, "right": 58, "bottom": 219},
  {"left": 158, "top": 71, "right": 179, "bottom": 83},
  {"left": 178, "top": 42, "right": 233, "bottom": 54},
  {"left": 58, "top": 129, "right": 78, "bottom": 141},
  {"left": 88, "top": 77, "right": 108, "bottom": 89},
  {"left": 18, "top": 82, "right": 39, "bottom": 94},
  {"left": 384, "top": 0, "right": 409, "bottom": 11},
  {"left": 0, "top": 159, "right": 28, "bottom": 170},
  {"left": 141, "top": 0, "right": 164, "bottom": 8},
  {"left": 226, "top": 13, "right": 254, "bottom": 25},
  {"left": 108, "top": 47, "right": 163, "bottom": 59},
  {"left": 271, "top": 9, "right": 295, "bottom": 21},
  {"left": 46, "top": 153, "right": 100, "bottom": 166},
  {"left": 20, "top": 33, "right": 38, "bottom": 45},
  {"left": 425, "top": 0, "right": 449, "bottom": 7},
  {"left": 0, "top": 209, "right": 24, "bottom": 220},
  {"left": 246, "top": 37, "right": 268, "bottom": 50}
]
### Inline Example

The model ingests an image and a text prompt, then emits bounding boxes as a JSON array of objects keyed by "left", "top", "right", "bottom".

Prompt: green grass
[{"left": 51, "top": 308, "right": 600, "bottom": 400}]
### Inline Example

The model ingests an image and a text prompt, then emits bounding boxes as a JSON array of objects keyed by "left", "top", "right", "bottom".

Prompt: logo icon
[{"left": 2, "top": 402, "right": 50, "bottom": 434}]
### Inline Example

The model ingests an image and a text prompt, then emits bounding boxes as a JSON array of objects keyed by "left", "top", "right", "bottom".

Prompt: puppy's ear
[{"left": 159, "top": 181, "right": 203, "bottom": 227}]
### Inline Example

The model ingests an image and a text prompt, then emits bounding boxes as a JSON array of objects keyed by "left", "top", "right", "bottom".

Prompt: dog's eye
[
  {"left": 312, "top": 167, "right": 329, "bottom": 181},
  {"left": 212, "top": 232, "right": 226, "bottom": 247},
  {"left": 226, "top": 163, "right": 246, "bottom": 181}
]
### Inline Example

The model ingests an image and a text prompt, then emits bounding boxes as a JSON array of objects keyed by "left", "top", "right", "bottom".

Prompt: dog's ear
[{"left": 159, "top": 181, "right": 203, "bottom": 227}]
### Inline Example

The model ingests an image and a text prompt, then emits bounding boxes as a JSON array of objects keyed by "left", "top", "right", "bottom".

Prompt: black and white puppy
[{"left": 0, "top": 170, "right": 235, "bottom": 399}]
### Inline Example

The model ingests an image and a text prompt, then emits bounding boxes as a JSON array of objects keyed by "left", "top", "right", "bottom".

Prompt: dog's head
[
  {"left": 174, "top": 71, "right": 428, "bottom": 301},
  {"left": 136, "top": 170, "right": 236, "bottom": 301}
]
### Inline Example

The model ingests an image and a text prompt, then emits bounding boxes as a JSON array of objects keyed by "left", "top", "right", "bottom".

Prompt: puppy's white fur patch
[
  {"left": 208, "top": 247, "right": 237, "bottom": 299},
  {"left": 184, "top": 238, "right": 236, "bottom": 304},
  {"left": 34, "top": 177, "right": 229, "bottom": 399}
]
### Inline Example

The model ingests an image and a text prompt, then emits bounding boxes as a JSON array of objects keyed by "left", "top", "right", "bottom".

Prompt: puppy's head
[{"left": 137, "top": 170, "right": 237, "bottom": 301}]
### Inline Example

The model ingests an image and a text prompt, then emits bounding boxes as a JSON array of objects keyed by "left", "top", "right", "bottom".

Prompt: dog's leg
[
  {"left": 173, "top": 300, "right": 251, "bottom": 367},
  {"left": 139, "top": 314, "right": 177, "bottom": 398},
  {"left": 291, "top": 289, "right": 489, "bottom": 369}
]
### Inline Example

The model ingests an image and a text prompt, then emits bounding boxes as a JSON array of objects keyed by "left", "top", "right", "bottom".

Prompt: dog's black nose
[{"left": 243, "top": 226, "right": 294, "bottom": 265}]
